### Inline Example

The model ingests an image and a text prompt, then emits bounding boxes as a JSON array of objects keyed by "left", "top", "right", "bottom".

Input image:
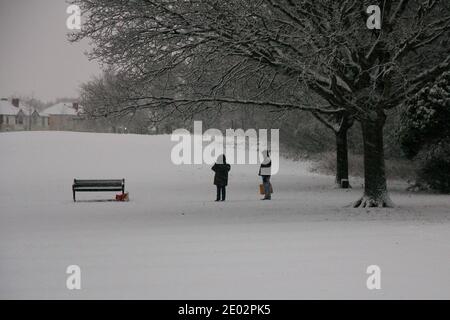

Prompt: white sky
[{"left": 0, "top": 0, "right": 101, "bottom": 102}]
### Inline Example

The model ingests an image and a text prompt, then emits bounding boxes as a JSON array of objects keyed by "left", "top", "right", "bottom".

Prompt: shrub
[
  {"left": 417, "top": 141, "right": 450, "bottom": 193},
  {"left": 311, "top": 152, "right": 416, "bottom": 181}
]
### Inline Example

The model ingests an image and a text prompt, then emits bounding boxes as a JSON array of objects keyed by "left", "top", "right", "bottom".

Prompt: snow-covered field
[{"left": 0, "top": 131, "right": 449, "bottom": 299}]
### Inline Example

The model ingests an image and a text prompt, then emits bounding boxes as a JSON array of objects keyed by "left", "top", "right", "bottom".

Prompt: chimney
[
  {"left": 73, "top": 102, "right": 79, "bottom": 112},
  {"left": 12, "top": 98, "right": 19, "bottom": 108}
]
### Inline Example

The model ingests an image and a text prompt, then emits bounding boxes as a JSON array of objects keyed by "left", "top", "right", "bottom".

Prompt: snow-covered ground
[{"left": 0, "top": 131, "right": 449, "bottom": 299}]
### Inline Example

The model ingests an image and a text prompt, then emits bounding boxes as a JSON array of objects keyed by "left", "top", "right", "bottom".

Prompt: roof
[
  {"left": 42, "top": 102, "right": 79, "bottom": 116},
  {"left": 18, "top": 104, "right": 48, "bottom": 117},
  {"left": 37, "top": 110, "right": 49, "bottom": 117},
  {"left": 18, "top": 104, "right": 34, "bottom": 115},
  {"left": 0, "top": 100, "right": 19, "bottom": 115}
]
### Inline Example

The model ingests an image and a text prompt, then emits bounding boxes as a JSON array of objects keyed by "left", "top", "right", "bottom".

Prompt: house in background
[
  {"left": 42, "top": 102, "right": 83, "bottom": 131},
  {"left": 0, "top": 98, "right": 19, "bottom": 131},
  {"left": 1, "top": 98, "right": 125, "bottom": 133},
  {"left": 17, "top": 104, "right": 49, "bottom": 131},
  {"left": 0, "top": 98, "right": 49, "bottom": 132}
]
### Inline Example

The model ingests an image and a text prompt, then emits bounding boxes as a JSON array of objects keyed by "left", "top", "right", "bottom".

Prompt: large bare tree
[{"left": 71, "top": 0, "right": 450, "bottom": 207}]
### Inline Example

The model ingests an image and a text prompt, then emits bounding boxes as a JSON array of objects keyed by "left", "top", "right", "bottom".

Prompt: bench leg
[{"left": 73, "top": 189, "right": 76, "bottom": 202}]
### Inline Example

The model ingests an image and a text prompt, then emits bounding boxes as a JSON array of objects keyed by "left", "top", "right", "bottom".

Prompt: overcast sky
[{"left": 0, "top": 0, "right": 101, "bottom": 102}]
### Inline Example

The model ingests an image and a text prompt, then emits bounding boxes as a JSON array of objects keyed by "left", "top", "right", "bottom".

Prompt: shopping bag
[
  {"left": 259, "top": 184, "right": 264, "bottom": 195},
  {"left": 259, "top": 183, "right": 274, "bottom": 194}
]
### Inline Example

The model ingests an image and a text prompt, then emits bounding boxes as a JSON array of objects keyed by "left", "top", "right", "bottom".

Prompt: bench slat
[
  {"left": 74, "top": 179, "right": 123, "bottom": 184},
  {"left": 74, "top": 188, "right": 123, "bottom": 192},
  {"left": 75, "top": 183, "right": 122, "bottom": 187},
  {"left": 74, "top": 179, "right": 123, "bottom": 182}
]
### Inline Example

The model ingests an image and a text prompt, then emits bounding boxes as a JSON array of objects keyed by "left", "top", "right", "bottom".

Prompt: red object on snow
[{"left": 116, "top": 192, "right": 129, "bottom": 201}]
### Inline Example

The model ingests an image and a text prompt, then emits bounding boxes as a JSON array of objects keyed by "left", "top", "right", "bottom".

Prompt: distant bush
[
  {"left": 311, "top": 151, "right": 416, "bottom": 181},
  {"left": 417, "top": 141, "right": 450, "bottom": 193},
  {"left": 398, "top": 71, "right": 450, "bottom": 193}
]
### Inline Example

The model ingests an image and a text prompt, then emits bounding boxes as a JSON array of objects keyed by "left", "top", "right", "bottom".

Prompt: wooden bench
[{"left": 72, "top": 179, "right": 125, "bottom": 202}]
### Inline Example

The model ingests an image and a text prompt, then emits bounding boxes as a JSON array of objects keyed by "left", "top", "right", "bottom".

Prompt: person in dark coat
[
  {"left": 212, "top": 154, "right": 231, "bottom": 201},
  {"left": 258, "top": 150, "right": 272, "bottom": 200}
]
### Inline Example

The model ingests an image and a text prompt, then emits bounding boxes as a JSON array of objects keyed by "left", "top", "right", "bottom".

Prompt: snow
[
  {"left": 0, "top": 100, "right": 19, "bottom": 115},
  {"left": 0, "top": 100, "right": 46, "bottom": 117},
  {"left": 42, "top": 102, "right": 78, "bottom": 116},
  {"left": 0, "top": 131, "right": 449, "bottom": 299}
]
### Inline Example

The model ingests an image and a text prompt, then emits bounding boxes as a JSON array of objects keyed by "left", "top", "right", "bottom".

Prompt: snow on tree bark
[{"left": 354, "top": 115, "right": 394, "bottom": 208}]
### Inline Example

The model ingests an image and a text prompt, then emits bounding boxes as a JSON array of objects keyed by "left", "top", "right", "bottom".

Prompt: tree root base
[{"left": 353, "top": 195, "right": 394, "bottom": 208}]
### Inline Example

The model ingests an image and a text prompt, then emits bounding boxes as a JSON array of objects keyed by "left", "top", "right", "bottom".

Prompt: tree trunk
[
  {"left": 311, "top": 111, "right": 352, "bottom": 188},
  {"left": 335, "top": 126, "right": 349, "bottom": 188},
  {"left": 354, "top": 115, "right": 394, "bottom": 208}
]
